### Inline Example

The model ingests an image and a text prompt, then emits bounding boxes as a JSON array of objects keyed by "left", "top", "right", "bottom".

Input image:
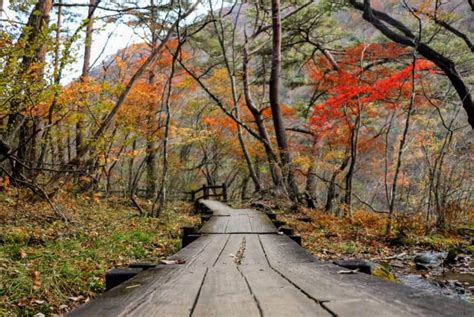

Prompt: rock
[
  {"left": 414, "top": 251, "right": 446, "bottom": 270},
  {"left": 414, "top": 253, "right": 435, "bottom": 264}
]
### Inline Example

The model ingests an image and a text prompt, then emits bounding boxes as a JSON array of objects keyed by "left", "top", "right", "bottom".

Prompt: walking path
[{"left": 69, "top": 200, "right": 473, "bottom": 316}]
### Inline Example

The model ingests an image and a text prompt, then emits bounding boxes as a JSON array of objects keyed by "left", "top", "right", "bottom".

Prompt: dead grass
[{"left": 279, "top": 206, "right": 472, "bottom": 262}]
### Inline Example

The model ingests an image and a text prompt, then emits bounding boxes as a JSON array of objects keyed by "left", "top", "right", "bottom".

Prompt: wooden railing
[{"left": 189, "top": 184, "right": 227, "bottom": 202}]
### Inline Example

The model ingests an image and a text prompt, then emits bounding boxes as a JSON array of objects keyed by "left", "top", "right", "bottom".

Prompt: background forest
[{"left": 0, "top": 0, "right": 473, "bottom": 315}]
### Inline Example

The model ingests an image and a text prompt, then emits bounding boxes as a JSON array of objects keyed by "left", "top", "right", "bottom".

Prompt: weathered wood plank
[
  {"left": 248, "top": 213, "right": 277, "bottom": 233},
  {"left": 199, "top": 216, "right": 229, "bottom": 233},
  {"left": 126, "top": 267, "right": 207, "bottom": 316},
  {"left": 322, "top": 299, "right": 402, "bottom": 317},
  {"left": 168, "top": 234, "right": 229, "bottom": 268},
  {"left": 68, "top": 266, "right": 180, "bottom": 317},
  {"left": 212, "top": 234, "right": 245, "bottom": 266},
  {"left": 199, "top": 200, "right": 232, "bottom": 216},
  {"left": 240, "top": 265, "right": 331, "bottom": 316},
  {"left": 225, "top": 214, "right": 252, "bottom": 233},
  {"left": 213, "top": 234, "right": 268, "bottom": 267},
  {"left": 271, "top": 262, "right": 357, "bottom": 301},
  {"left": 258, "top": 234, "right": 316, "bottom": 265},
  {"left": 273, "top": 261, "right": 474, "bottom": 316},
  {"left": 240, "top": 235, "right": 269, "bottom": 266},
  {"left": 192, "top": 266, "right": 261, "bottom": 317}
]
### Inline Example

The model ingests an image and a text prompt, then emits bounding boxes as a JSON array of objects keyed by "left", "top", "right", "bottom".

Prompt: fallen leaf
[
  {"left": 69, "top": 295, "right": 84, "bottom": 302},
  {"left": 19, "top": 249, "right": 27, "bottom": 259},
  {"left": 32, "top": 270, "right": 41, "bottom": 290}
]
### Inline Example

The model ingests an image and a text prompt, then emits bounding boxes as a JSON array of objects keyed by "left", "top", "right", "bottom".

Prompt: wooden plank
[
  {"left": 213, "top": 234, "right": 268, "bottom": 267},
  {"left": 249, "top": 213, "right": 277, "bottom": 233},
  {"left": 192, "top": 266, "right": 261, "bottom": 317},
  {"left": 199, "top": 216, "right": 229, "bottom": 233},
  {"left": 212, "top": 234, "right": 245, "bottom": 266},
  {"left": 240, "top": 265, "right": 331, "bottom": 316},
  {"left": 313, "top": 262, "right": 474, "bottom": 316},
  {"left": 168, "top": 234, "right": 230, "bottom": 268},
  {"left": 272, "top": 261, "right": 376, "bottom": 301},
  {"left": 167, "top": 234, "right": 215, "bottom": 263},
  {"left": 68, "top": 266, "right": 180, "bottom": 317},
  {"left": 322, "top": 299, "right": 403, "bottom": 317},
  {"left": 258, "top": 234, "right": 316, "bottom": 265},
  {"left": 126, "top": 267, "right": 208, "bottom": 316},
  {"left": 273, "top": 261, "right": 474, "bottom": 316},
  {"left": 199, "top": 200, "right": 232, "bottom": 216},
  {"left": 231, "top": 208, "right": 260, "bottom": 216},
  {"left": 225, "top": 214, "right": 252, "bottom": 233},
  {"left": 240, "top": 235, "right": 269, "bottom": 266}
]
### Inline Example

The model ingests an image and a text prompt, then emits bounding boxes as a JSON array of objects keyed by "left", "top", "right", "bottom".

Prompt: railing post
[
  {"left": 191, "top": 191, "right": 195, "bottom": 202},
  {"left": 222, "top": 183, "right": 227, "bottom": 201},
  {"left": 203, "top": 184, "right": 209, "bottom": 199}
]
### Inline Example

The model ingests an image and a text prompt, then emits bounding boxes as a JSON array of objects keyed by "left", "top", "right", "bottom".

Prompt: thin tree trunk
[
  {"left": 37, "top": 0, "right": 63, "bottom": 170},
  {"left": 243, "top": 40, "right": 282, "bottom": 187},
  {"left": 128, "top": 139, "right": 137, "bottom": 194},
  {"left": 344, "top": 114, "right": 360, "bottom": 219},
  {"left": 76, "top": 0, "right": 95, "bottom": 154},
  {"left": 270, "top": 0, "right": 299, "bottom": 200},
  {"left": 12, "top": 0, "right": 52, "bottom": 180},
  {"left": 154, "top": 37, "right": 180, "bottom": 216},
  {"left": 386, "top": 54, "right": 417, "bottom": 235},
  {"left": 325, "top": 155, "right": 350, "bottom": 213},
  {"left": 145, "top": 0, "right": 159, "bottom": 199}
]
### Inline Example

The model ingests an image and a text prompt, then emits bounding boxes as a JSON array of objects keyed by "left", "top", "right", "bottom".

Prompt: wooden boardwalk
[{"left": 70, "top": 200, "right": 473, "bottom": 316}]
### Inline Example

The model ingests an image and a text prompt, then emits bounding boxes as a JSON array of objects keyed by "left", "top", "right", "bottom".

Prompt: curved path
[{"left": 69, "top": 200, "right": 473, "bottom": 316}]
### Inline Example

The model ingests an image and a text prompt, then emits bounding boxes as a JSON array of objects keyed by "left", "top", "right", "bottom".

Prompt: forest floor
[
  {"left": 0, "top": 192, "right": 198, "bottom": 316},
  {"left": 277, "top": 206, "right": 474, "bottom": 303}
]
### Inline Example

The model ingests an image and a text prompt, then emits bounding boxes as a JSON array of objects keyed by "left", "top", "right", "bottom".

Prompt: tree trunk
[
  {"left": 11, "top": 0, "right": 52, "bottom": 180},
  {"left": 243, "top": 41, "right": 282, "bottom": 187},
  {"left": 154, "top": 59, "right": 175, "bottom": 216},
  {"left": 305, "top": 161, "right": 318, "bottom": 208},
  {"left": 76, "top": 0, "right": 95, "bottom": 154},
  {"left": 344, "top": 114, "right": 360, "bottom": 218},
  {"left": 386, "top": 54, "right": 417, "bottom": 235},
  {"left": 325, "top": 155, "right": 350, "bottom": 213},
  {"left": 270, "top": 0, "right": 299, "bottom": 200}
]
